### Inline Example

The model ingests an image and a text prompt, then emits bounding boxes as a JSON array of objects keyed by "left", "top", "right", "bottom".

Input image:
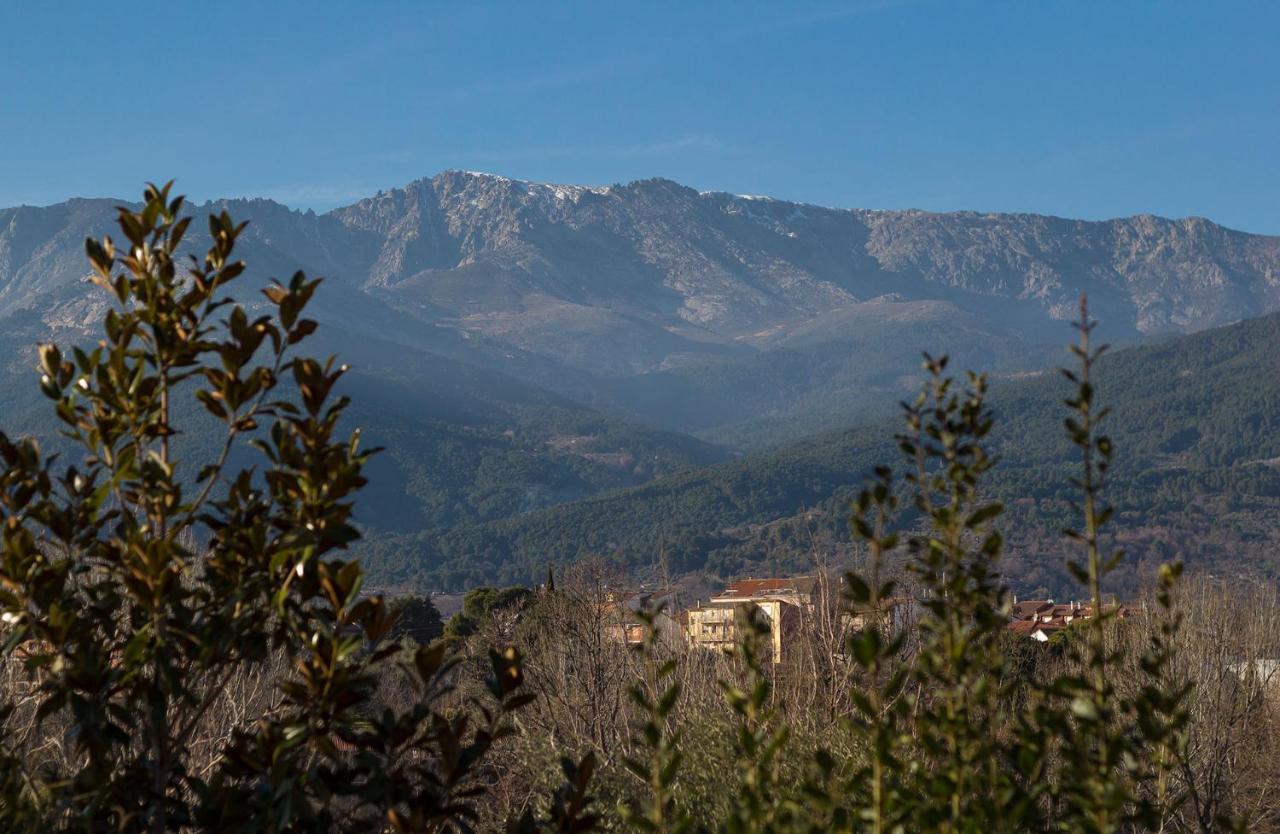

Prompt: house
[
  {"left": 684, "top": 577, "right": 818, "bottom": 663},
  {"left": 600, "top": 588, "right": 680, "bottom": 646},
  {"left": 1012, "top": 599, "right": 1092, "bottom": 625},
  {"left": 1007, "top": 597, "right": 1129, "bottom": 640},
  {"left": 1009, "top": 618, "right": 1063, "bottom": 642},
  {"left": 1010, "top": 599, "right": 1056, "bottom": 622},
  {"left": 1230, "top": 658, "right": 1280, "bottom": 697},
  {"left": 848, "top": 595, "right": 919, "bottom": 637}
]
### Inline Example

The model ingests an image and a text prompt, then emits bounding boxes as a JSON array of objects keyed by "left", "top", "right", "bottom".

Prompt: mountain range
[{"left": 3, "top": 171, "right": 1280, "bottom": 593}]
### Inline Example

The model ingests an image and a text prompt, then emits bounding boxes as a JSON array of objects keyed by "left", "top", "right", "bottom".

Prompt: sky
[{"left": 1, "top": 1, "right": 1278, "bottom": 232}]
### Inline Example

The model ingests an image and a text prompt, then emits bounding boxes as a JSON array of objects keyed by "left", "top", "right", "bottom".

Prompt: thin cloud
[
  {"left": 725, "top": 0, "right": 921, "bottom": 38},
  {"left": 448, "top": 2, "right": 919, "bottom": 100},
  {"left": 458, "top": 133, "right": 733, "bottom": 162},
  {"left": 449, "top": 55, "right": 647, "bottom": 98}
]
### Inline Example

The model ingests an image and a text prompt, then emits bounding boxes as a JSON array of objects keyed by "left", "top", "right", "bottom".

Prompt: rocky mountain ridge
[
  {"left": 4, "top": 171, "right": 1279, "bottom": 445},
  {"left": 321, "top": 173, "right": 1280, "bottom": 360},
  {"left": 6, "top": 172, "right": 1280, "bottom": 350}
]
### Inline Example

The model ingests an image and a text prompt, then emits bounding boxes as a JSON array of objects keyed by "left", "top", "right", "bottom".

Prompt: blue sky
[{"left": 2, "top": 1, "right": 1278, "bottom": 232}]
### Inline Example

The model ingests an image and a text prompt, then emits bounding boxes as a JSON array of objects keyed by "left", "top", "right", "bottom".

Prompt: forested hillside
[
  {"left": 0, "top": 317, "right": 728, "bottom": 546},
  {"left": 379, "top": 312, "right": 1280, "bottom": 595}
]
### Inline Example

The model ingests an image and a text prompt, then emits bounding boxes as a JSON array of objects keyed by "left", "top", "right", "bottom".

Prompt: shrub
[{"left": 0, "top": 185, "right": 531, "bottom": 833}]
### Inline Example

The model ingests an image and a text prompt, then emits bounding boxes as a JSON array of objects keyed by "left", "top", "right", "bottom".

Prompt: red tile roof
[
  {"left": 716, "top": 577, "right": 815, "bottom": 598},
  {"left": 1010, "top": 600, "right": 1055, "bottom": 620}
]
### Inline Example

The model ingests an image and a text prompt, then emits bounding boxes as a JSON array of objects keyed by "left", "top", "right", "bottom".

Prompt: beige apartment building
[{"left": 684, "top": 577, "right": 818, "bottom": 663}]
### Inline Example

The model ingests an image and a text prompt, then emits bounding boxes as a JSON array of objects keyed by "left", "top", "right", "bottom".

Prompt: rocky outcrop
[{"left": 4, "top": 171, "right": 1280, "bottom": 375}]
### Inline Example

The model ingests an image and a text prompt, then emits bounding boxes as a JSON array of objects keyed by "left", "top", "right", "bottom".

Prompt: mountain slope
[
  {"left": 5, "top": 172, "right": 1280, "bottom": 453},
  {"left": 328, "top": 172, "right": 1280, "bottom": 351},
  {"left": 394, "top": 312, "right": 1280, "bottom": 595},
  {"left": 7, "top": 173, "right": 1280, "bottom": 349},
  {"left": 0, "top": 304, "right": 729, "bottom": 547}
]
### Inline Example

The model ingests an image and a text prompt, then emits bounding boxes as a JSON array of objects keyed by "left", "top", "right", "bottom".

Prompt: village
[{"left": 598, "top": 576, "right": 1130, "bottom": 663}]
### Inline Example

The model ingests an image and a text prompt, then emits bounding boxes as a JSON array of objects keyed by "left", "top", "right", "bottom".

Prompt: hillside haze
[
  {"left": 416, "top": 311, "right": 1280, "bottom": 597},
  {"left": 3, "top": 172, "right": 1280, "bottom": 589}
]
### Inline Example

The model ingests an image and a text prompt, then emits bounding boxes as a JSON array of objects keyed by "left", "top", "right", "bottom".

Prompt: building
[
  {"left": 600, "top": 588, "right": 680, "bottom": 646},
  {"left": 848, "top": 595, "right": 919, "bottom": 637},
  {"left": 1011, "top": 599, "right": 1093, "bottom": 626},
  {"left": 684, "top": 577, "right": 818, "bottom": 663},
  {"left": 1008, "top": 597, "right": 1128, "bottom": 641},
  {"left": 1008, "top": 618, "right": 1062, "bottom": 642}
]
